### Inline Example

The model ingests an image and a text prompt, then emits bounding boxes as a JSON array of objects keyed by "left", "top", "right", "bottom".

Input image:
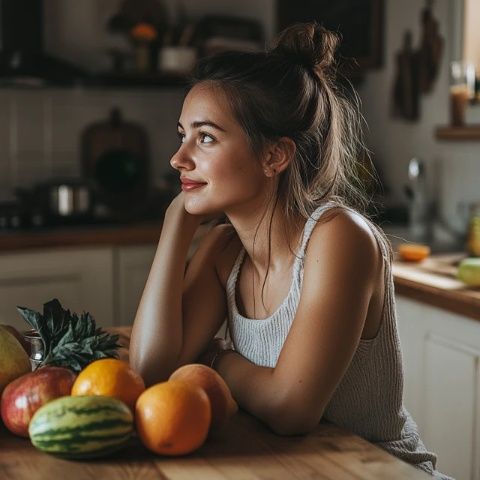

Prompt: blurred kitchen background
[{"left": 0, "top": 0, "right": 478, "bottom": 241}]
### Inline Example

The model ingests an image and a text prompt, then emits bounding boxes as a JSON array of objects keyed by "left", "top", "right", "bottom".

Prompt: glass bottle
[{"left": 466, "top": 203, "right": 480, "bottom": 257}]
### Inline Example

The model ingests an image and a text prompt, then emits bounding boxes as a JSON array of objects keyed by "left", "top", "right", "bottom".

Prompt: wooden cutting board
[{"left": 394, "top": 253, "right": 467, "bottom": 290}]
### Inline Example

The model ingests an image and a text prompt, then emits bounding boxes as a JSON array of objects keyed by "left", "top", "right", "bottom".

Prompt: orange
[
  {"left": 169, "top": 364, "right": 238, "bottom": 432},
  {"left": 71, "top": 358, "right": 145, "bottom": 411},
  {"left": 398, "top": 243, "right": 431, "bottom": 262},
  {"left": 135, "top": 380, "right": 211, "bottom": 456}
]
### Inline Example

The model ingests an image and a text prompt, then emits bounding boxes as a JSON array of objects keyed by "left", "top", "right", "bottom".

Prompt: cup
[{"left": 449, "top": 61, "right": 475, "bottom": 126}]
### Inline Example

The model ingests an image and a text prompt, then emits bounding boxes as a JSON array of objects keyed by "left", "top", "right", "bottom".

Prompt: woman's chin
[{"left": 184, "top": 200, "right": 214, "bottom": 217}]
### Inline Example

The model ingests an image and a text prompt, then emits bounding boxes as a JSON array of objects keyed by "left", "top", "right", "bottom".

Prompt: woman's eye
[
  {"left": 177, "top": 131, "right": 185, "bottom": 143},
  {"left": 200, "top": 132, "right": 215, "bottom": 144}
]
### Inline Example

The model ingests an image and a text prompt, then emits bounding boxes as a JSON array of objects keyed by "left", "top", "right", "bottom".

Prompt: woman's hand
[
  {"left": 197, "top": 337, "right": 234, "bottom": 369},
  {"left": 166, "top": 192, "right": 224, "bottom": 227}
]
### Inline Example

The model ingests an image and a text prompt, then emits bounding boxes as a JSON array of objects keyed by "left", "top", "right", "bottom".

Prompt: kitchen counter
[
  {"left": 393, "top": 252, "right": 480, "bottom": 321},
  {"left": 0, "top": 221, "right": 162, "bottom": 252}
]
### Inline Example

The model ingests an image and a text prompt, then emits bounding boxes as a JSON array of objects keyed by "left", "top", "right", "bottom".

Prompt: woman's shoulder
[{"left": 307, "top": 206, "right": 381, "bottom": 267}]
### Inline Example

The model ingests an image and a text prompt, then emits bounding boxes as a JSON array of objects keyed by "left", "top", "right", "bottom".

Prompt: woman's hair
[{"left": 190, "top": 22, "right": 377, "bottom": 222}]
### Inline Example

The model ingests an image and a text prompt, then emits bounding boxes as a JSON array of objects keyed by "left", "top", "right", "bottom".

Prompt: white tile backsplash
[{"left": 0, "top": 88, "right": 186, "bottom": 192}]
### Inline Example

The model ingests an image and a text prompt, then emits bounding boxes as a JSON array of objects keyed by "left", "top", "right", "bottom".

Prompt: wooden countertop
[
  {"left": 0, "top": 221, "right": 162, "bottom": 252},
  {"left": 0, "top": 412, "right": 430, "bottom": 480},
  {"left": 393, "top": 253, "right": 480, "bottom": 321}
]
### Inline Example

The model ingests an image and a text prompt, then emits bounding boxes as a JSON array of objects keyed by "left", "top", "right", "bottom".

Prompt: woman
[{"left": 130, "top": 23, "right": 451, "bottom": 479}]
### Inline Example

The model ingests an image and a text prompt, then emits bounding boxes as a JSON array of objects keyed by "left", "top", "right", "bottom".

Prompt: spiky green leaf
[{"left": 16, "top": 298, "right": 120, "bottom": 372}]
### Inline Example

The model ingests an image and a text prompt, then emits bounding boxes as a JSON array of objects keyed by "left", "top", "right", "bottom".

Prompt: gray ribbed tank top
[{"left": 226, "top": 202, "right": 453, "bottom": 480}]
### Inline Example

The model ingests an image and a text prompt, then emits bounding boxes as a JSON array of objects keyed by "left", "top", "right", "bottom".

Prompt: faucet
[{"left": 404, "top": 158, "right": 432, "bottom": 243}]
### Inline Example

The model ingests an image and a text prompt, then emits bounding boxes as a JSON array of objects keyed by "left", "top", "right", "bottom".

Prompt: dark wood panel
[{"left": 276, "top": 0, "right": 384, "bottom": 70}]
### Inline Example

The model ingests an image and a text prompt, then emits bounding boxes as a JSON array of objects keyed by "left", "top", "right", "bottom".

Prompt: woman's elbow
[
  {"left": 129, "top": 347, "right": 173, "bottom": 387},
  {"left": 267, "top": 406, "right": 322, "bottom": 436}
]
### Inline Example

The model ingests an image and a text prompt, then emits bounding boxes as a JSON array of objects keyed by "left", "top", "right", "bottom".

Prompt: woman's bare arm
[
  {"left": 129, "top": 194, "right": 200, "bottom": 384},
  {"left": 129, "top": 194, "right": 232, "bottom": 386}
]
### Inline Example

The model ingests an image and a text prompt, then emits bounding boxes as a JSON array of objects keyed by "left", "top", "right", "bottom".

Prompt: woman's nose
[{"left": 170, "top": 145, "right": 193, "bottom": 171}]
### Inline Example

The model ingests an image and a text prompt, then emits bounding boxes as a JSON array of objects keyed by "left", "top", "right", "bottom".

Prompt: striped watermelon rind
[{"left": 29, "top": 395, "right": 134, "bottom": 459}]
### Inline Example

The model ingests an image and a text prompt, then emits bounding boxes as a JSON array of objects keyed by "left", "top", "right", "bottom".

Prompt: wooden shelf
[
  {"left": 0, "top": 72, "right": 190, "bottom": 90},
  {"left": 435, "top": 125, "right": 480, "bottom": 140}
]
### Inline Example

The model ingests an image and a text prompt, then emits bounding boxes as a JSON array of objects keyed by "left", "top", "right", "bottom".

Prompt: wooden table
[
  {"left": 0, "top": 327, "right": 430, "bottom": 479},
  {"left": 0, "top": 412, "right": 430, "bottom": 480}
]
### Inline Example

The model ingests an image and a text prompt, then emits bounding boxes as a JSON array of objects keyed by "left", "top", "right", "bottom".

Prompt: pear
[{"left": 0, "top": 326, "right": 31, "bottom": 395}]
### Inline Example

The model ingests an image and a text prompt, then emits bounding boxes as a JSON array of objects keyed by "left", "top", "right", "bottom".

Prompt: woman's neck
[{"left": 226, "top": 197, "right": 303, "bottom": 275}]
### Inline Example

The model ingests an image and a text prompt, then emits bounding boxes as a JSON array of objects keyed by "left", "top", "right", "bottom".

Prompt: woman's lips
[{"left": 181, "top": 181, "right": 207, "bottom": 191}]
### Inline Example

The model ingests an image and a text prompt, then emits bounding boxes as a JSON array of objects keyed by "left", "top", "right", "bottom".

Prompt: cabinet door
[
  {"left": 395, "top": 297, "right": 426, "bottom": 423},
  {"left": 114, "top": 245, "right": 156, "bottom": 326},
  {"left": 423, "top": 334, "right": 478, "bottom": 480},
  {"left": 396, "top": 296, "right": 480, "bottom": 480},
  {"left": 0, "top": 248, "right": 114, "bottom": 329}
]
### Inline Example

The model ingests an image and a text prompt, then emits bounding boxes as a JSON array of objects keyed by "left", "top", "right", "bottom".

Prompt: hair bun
[{"left": 271, "top": 22, "right": 340, "bottom": 73}]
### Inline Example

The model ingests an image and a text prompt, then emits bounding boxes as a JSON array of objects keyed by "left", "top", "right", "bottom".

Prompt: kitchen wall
[{"left": 358, "top": 0, "right": 480, "bottom": 235}]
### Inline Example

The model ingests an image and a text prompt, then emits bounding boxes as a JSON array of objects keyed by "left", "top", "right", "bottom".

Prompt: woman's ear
[{"left": 262, "top": 137, "right": 296, "bottom": 177}]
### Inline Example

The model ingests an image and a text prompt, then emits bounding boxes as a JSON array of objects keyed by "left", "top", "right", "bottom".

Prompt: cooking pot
[
  {"left": 81, "top": 108, "right": 150, "bottom": 216},
  {"left": 34, "top": 178, "right": 94, "bottom": 222}
]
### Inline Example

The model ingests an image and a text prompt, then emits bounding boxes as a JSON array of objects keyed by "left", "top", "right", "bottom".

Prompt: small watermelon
[{"left": 28, "top": 395, "right": 133, "bottom": 459}]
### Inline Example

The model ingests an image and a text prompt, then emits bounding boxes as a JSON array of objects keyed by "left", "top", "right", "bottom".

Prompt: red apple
[{"left": 1, "top": 366, "right": 76, "bottom": 437}]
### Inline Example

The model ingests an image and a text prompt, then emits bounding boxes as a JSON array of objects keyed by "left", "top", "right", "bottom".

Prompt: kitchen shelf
[
  {"left": 0, "top": 72, "right": 190, "bottom": 90},
  {"left": 435, "top": 125, "right": 480, "bottom": 140}
]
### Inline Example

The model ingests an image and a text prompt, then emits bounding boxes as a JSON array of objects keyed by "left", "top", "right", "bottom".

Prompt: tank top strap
[
  {"left": 226, "top": 247, "right": 246, "bottom": 312},
  {"left": 296, "top": 201, "right": 341, "bottom": 259}
]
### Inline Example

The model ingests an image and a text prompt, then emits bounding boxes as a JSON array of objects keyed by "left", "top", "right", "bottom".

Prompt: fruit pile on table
[{"left": 0, "top": 300, "right": 237, "bottom": 459}]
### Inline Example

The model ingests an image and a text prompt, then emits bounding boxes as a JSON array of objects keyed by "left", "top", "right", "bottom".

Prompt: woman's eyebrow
[{"left": 177, "top": 120, "right": 226, "bottom": 132}]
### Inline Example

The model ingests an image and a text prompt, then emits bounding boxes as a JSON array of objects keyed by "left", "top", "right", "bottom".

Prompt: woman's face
[{"left": 170, "top": 83, "right": 270, "bottom": 216}]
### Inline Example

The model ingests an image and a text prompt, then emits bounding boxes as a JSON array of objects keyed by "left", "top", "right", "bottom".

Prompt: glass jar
[
  {"left": 449, "top": 61, "right": 476, "bottom": 126},
  {"left": 23, "top": 329, "right": 44, "bottom": 371}
]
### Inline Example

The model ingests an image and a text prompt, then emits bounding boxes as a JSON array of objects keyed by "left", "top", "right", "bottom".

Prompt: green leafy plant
[{"left": 17, "top": 299, "right": 120, "bottom": 372}]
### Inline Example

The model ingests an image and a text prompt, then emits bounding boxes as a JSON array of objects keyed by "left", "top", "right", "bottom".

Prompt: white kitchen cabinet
[
  {"left": 0, "top": 248, "right": 114, "bottom": 329},
  {"left": 396, "top": 295, "right": 480, "bottom": 480},
  {"left": 0, "top": 244, "right": 158, "bottom": 331},
  {"left": 113, "top": 245, "right": 156, "bottom": 326}
]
